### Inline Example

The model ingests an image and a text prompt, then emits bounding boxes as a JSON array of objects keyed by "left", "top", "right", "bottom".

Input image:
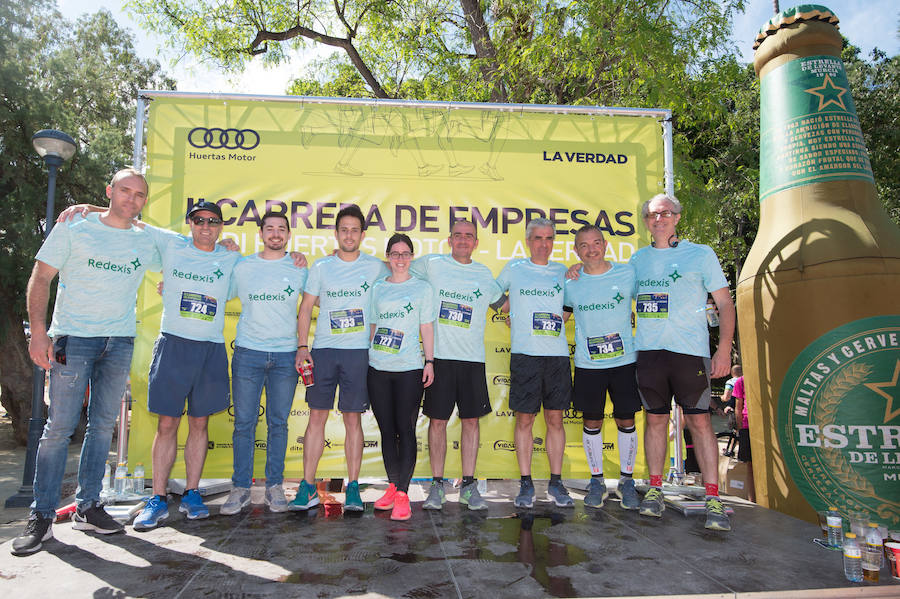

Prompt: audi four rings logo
[{"left": 188, "top": 127, "right": 260, "bottom": 150}]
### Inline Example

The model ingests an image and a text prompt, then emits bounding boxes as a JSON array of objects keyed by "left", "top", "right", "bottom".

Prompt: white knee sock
[{"left": 583, "top": 426, "right": 604, "bottom": 476}]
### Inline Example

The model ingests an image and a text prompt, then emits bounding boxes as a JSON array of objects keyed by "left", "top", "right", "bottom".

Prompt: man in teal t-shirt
[
  {"left": 629, "top": 193, "right": 735, "bottom": 532},
  {"left": 291, "top": 205, "right": 389, "bottom": 512},
  {"left": 219, "top": 211, "right": 308, "bottom": 516},
  {"left": 134, "top": 200, "right": 243, "bottom": 529},
  {"left": 410, "top": 219, "right": 503, "bottom": 511},
  {"left": 496, "top": 218, "right": 574, "bottom": 509},
  {"left": 563, "top": 225, "right": 641, "bottom": 510},
  {"left": 13, "top": 169, "right": 160, "bottom": 556}
]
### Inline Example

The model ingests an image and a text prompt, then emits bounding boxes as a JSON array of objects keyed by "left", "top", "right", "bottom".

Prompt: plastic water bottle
[
  {"left": 114, "top": 462, "right": 128, "bottom": 495},
  {"left": 864, "top": 522, "right": 883, "bottom": 581},
  {"left": 843, "top": 533, "right": 863, "bottom": 582},
  {"left": 132, "top": 463, "right": 145, "bottom": 494},
  {"left": 826, "top": 506, "right": 843, "bottom": 548},
  {"left": 102, "top": 462, "right": 112, "bottom": 494}
]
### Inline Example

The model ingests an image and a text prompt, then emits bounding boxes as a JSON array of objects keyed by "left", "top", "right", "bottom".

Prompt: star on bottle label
[
  {"left": 804, "top": 74, "right": 848, "bottom": 112},
  {"left": 863, "top": 358, "right": 900, "bottom": 423}
]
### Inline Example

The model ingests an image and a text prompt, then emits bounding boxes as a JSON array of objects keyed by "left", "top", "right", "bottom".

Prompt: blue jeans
[
  {"left": 32, "top": 336, "right": 133, "bottom": 517},
  {"left": 231, "top": 346, "right": 299, "bottom": 488}
]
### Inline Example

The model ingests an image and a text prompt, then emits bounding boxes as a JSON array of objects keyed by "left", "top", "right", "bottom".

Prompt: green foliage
[{"left": 0, "top": 0, "right": 174, "bottom": 440}]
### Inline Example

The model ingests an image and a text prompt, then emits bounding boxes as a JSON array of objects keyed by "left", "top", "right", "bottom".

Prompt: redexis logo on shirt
[
  {"left": 637, "top": 278, "right": 670, "bottom": 288},
  {"left": 520, "top": 283, "right": 562, "bottom": 297},
  {"left": 172, "top": 268, "right": 219, "bottom": 283},
  {"left": 439, "top": 289, "right": 476, "bottom": 303},
  {"left": 87, "top": 257, "right": 140, "bottom": 275},
  {"left": 325, "top": 288, "right": 362, "bottom": 298}
]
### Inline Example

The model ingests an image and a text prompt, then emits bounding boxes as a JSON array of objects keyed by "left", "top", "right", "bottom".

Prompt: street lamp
[{"left": 5, "top": 129, "right": 77, "bottom": 508}]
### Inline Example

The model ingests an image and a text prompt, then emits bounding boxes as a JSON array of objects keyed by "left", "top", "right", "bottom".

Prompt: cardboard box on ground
[{"left": 719, "top": 455, "right": 752, "bottom": 500}]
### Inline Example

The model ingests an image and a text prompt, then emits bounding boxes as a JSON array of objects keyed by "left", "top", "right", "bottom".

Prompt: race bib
[
  {"left": 439, "top": 301, "right": 473, "bottom": 329},
  {"left": 532, "top": 312, "right": 562, "bottom": 337},
  {"left": 329, "top": 309, "right": 364, "bottom": 334},
  {"left": 180, "top": 292, "right": 217, "bottom": 322},
  {"left": 373, "top": 327, "right": 403, "bottom": 353},
  {"left": 636, "top": 293, "right": 669, "bottom": 318},
  {"left": 587, "top": 333, "right": 625, "bottom": 360}
]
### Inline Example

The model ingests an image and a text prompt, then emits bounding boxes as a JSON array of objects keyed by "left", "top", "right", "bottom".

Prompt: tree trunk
[{"left": 0, "top": 304, "right": 39, "bottom": 445}]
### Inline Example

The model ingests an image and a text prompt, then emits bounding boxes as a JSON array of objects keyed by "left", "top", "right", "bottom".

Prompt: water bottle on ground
[
  {"left": 102, "top": 462, "right": 112, "bottom": 494},
  {"left": 114, "top": 462, "right": 128, "bottom": 496},
  {"left": 843, "top": 532, "right": 863, "bottom": 582},
  {"left": 826, "top": 506, "right": 843, "bottom": 548},
  {"left": 132, "top": 463, "right": 145, "bottom": 494},
  {"left": 864, "top": 522, "right": 884, "bottom": 581}
]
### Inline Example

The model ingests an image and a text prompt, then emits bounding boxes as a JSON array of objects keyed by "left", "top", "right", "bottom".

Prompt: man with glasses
[
  {"left": 630, "top": 193, "right": 735, "bottom": 531},
  {"left": 292, "top": 205, "right": 388, "bottom": 512},
  {"left": 133, "top": 201, "right": 243, "bottom": 529},
  {"left": 410, "top": 219, "right": 503, "bottom": 511},
  {"left": 12, "top": 169, "right": 160, "bottom": 556},
  {"left": 497, "top": 218, "right": 574, "bottom": 508}
]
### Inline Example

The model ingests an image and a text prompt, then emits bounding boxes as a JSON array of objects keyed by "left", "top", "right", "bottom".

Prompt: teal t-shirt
[
  {"left": 305, "top": 253, "right": 390, "bottom": 350},
  {"left": 564, "top": 262, "right": 636, "bottom": 369},
  {"left": 145, "top": 224, "right": 241, "bottom": 343},
  {"left": 410, "top": 254, "right": 502, "bottom": 363},
  {"left": 630, "top": 241, "right": 729, "bottom": 357},
  {"left": 496, "top": 258, "right": 568, "bottom": 357},
  {"left": 35, "top": 213, "right": 161, "bottom": 338},
  {"left": 230, "top": 254, "right": 308, "bottom": 353},
  {"left": 368, "top": 277, "right": 436, "bottom": 372}
]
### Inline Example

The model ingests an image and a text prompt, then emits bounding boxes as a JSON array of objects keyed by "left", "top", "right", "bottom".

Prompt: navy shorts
[
  {"left": 636, "top": 350, "right": 711, "bottom": 414},
  {"left": 573, "top": 363, "right": 641, "bottom": 420},
  {"left": 508, "top": 353, "right": 572, "bottom": 414},
  {"left": 305, "top": 348, "right": 369, "bottom": 413},
  {"left": 423, "top": 359, "right": 491, "bottom": 420},
  {"left": 148, "top": 333, "right": 230, "bottom": 418}
]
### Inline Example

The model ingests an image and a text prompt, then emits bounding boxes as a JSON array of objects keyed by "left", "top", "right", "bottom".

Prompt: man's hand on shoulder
[
  {"left": 218, "top": 238, "right": 240, "bottom": 252},
  {"left": 57, "top": 204, "right": 102, "bottom": 222},
  {"left": 290, "top": 252, "right": 307, "bottom": 268},
  {"left": 565, "top": 263, "right": 583, "bottom": 280}
]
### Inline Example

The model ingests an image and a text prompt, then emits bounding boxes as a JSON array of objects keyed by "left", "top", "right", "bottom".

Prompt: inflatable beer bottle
[{"left": 738, "top": 5, "right": 900, "bottom": 527}]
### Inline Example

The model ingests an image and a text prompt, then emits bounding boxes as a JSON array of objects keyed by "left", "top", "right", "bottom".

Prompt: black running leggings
[{"left": 367, "top": 367, "right": 423, "bottom": 493}]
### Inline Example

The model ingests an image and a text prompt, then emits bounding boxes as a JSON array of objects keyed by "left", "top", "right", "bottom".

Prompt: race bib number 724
[{"left": 180, "top": 292, "right": 217, "bottom": 322}]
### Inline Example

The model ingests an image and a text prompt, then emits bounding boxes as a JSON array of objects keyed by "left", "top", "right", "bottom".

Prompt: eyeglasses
[
  {"left": 388, "top": 251, "right": 413, "bottom": 259},
  {"left": 646, "top": 210, "right": 677, "bottom": 219},
  {"left": 191, "top": 216, "right": 222, "bottom": 226}
]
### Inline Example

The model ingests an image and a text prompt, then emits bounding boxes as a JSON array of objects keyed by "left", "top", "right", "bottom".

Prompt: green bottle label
[
  {"left": 760, "top": 55, "right": 874, "bottom": 201},
  {"left": 777, "top": 315, "right": 900, "bottom": 528}
]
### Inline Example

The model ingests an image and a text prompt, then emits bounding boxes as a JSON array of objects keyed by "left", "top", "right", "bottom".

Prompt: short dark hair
[
  {"left": 336, "top": 204, "right": 366, "bottom": 231},
  {"left": 450, "top": 219, "right": 477, "bottom": 239},
  {"left": 260, "top": 210, "right": 290, "bottom": 230},
  {"left": 386, "top": 233, "right": 414, "bottom": 254},
  {"left": 574, "top": 224, "right": 604, "bottom": 242}
]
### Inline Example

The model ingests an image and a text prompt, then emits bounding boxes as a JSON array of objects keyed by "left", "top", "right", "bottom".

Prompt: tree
[{"left": 0, "top": 0, "right": 175, "bottom": 443}]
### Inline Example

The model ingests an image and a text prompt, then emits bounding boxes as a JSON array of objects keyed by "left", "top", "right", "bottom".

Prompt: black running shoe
[
  {"left": 73, "top": 504, "right": 124, "bottom": 534},
  {"left": 11, "top": 514, "right": 53, "bottom": 556}
]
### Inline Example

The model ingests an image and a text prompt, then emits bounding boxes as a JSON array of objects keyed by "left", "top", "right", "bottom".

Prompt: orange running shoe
[
  {"left": 374, "top": 483, "right": 397, "bottom": 510},
  {"left": 390, "top": 490, "right": 411, "bottom": 521}
]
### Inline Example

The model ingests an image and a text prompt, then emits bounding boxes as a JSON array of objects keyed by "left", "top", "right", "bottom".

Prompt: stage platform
[{"left": 1, "top": 480, "right": 897, "bottom": 598}]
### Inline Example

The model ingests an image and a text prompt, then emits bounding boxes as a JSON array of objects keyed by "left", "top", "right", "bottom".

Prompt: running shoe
[
  {"left": 73, "top": 504, "right": 124, "bottom": 534},
  {"left": 344, "top": 480, "right": 364, "bottom": 512},
  {"left": 423, "top": 480, "right": 446, "bottom": 510},
  {"left": 547, "top": 481, "right": 574, "bottom": 507},
  {"left": 133, "top": 495, "right": 170, "bottom": 530},
  {"left": 289, "top": 480, "right": 320, "bottom": 511},
  {"left": 179, "top": 489, "right": 210, "bottom": 520},
  {"left": 514, "top": 480, "right": 535, "bottom": 508},
  {"left": 220, "top": 487, "right": 251, "bottom": 515},
  {"left": 265, "top": 484, "right": 289, "bottom": 513},
  {"left": 390, "top": 490, "right": 411, "bottom": 521},
  {"left": 374, "top": 483, "right": 397, "bottom": 511},
  {"left": 11, "top": 514, "right": 53, "bottom": 556},
  {"left": 704, "top": 497, "right": 731, "bottom": 531},
  {"left": 583, "top": 478, "right": 608, "bottom": 508},
  {"left": 616, "top": 477, "right": 640, "bottom": 510},
  {"left": 459, "top": 482, "right": 487, "bottom": 511},
  {"left": 639, "top": 487, "right": 665, "bottom": 518}
]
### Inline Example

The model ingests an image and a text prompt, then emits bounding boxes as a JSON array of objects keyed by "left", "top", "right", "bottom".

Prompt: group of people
[{"left": 12, "top": 168, "right": 736, "bottom": 557}]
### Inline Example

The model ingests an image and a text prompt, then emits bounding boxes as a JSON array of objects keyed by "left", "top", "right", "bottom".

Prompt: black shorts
[
  {"left": 738, "top": 428, "right": 752, "bottom": 462},
  {"left": 508, "top": 354, "right": 572, "bottom": 414},
  {"left": 636, "top": 350, "right": 711, "bottom": 414},
  {"left": 573, "top": 363, "right": 641, "bottom": 420},
  {"left": 423, "top": 359, "right": 491, "bottom": 420},
  {"left": 305, "top": 348, "right": 370, "bottom": 413}
]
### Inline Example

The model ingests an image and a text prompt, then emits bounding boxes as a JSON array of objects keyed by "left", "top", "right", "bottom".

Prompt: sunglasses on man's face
[{"left": 191, "top": 216, "right": 222, "bottom": 226}]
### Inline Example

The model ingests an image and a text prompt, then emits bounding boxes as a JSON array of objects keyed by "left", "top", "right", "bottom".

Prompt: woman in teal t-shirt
[{"left": 368, "top": 233, "right": 435, "bottom": 521}]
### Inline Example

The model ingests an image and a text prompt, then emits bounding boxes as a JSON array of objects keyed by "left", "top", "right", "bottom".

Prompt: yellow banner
[{"left": 129, "top": 96, "right": 664, "bottom": 480}]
